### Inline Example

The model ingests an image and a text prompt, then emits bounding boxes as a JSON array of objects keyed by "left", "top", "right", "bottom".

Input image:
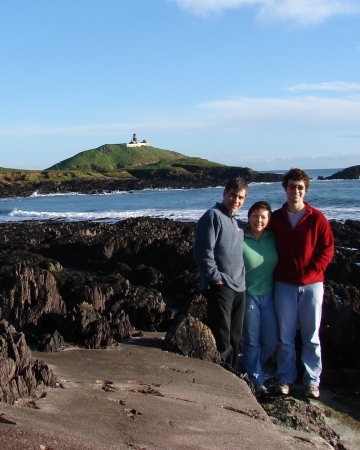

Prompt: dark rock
[
  {"left": 321, "top": 280, "right": 360, "bottom": 370},
  {"left": 163, "top": 314, "right": 221, "bottom": 363},
  {"left": 119, "top": 286, "right": 168, "bottom": 331},
  {"left": 261, "top": 396, "right": 343, "bottom": 447},
  {"left": 107, "top": 308, "right": 133, "bottom": 342},
  {"left": 186, "top": 294, "right": 209, "bottom": 321},
  {"left": 41, "top": 330, "right": 64, "bottom": 352},
  {"left": 0, "top": 261, "right": 66, "bottom": 332},
  {"left": 129, "top": 264, "right": 165, "bottom": 288},
  {"left": 0, "top": 320, "right": 57, "bottom": 404},
  {"left": 83, "top": 316, "right": 112, "bottom": 349},
  {"left": 323, "top": 165, "right": 360, "bottom": 180},
  {"left": 64, "top": 302, "right": 102, "bottom": 343},
  {"left": 0, "top": 215, "right": 359, "bottom": 447},
  {"left": 0, "top": 217, "right": 358, "bottom": 397},
  {"left": 0, "top": 167, "right": 283, "bottom": 198}
]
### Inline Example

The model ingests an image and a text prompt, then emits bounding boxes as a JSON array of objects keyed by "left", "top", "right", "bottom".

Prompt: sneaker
[
  {"left": 255, "top": 385, "right": 269, "bottom": 398},
  {"left": 304, "top": 384, "right": 320, "bottom": 399},
  {"left": 275, "top": 382, "right": 292, "bottom": 396}
]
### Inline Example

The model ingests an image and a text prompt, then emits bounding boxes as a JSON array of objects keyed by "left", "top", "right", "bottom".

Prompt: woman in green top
[{"left": 242, "top": 201, "right": 279, "bottom": 397}]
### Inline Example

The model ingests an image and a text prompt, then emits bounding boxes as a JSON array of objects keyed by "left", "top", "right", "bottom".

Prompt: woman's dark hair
[
  {"left": 282, "top": 168, "right": 310, "bottom": 191},
  {"left": 247, "top": 201, "right": 272, "bottom": 219}
]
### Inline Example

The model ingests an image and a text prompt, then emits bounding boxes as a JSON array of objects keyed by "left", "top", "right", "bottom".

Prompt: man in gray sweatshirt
[{"left": 193, "top": 177, "right": 248, "bottom": 371}]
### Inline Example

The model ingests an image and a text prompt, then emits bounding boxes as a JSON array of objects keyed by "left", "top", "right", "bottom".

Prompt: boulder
[
  {"left": 0, "top": 320, "right": 57, "bottom": 404},
  {"left": 0, "top": 262, "right": 66, "bottom": 330},
  {"left": 163, "top": 314, "right": 221, "bottom": 363},
  {"left": 41, "top": 330, "right": 64, "bottom": 352}
]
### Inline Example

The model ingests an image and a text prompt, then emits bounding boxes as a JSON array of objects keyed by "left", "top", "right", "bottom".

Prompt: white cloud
[
  {"left": 169, "top": 0, "right": 257, "bottom": 16},
  {"left": 195, "top": 95, "right": 360, "bottom": 130},
  {"left": 170, "top": 0, "right": 360, "bottom": 24},
  {"left": 1, "top": 95, "right": 360, "bottom": 140},
  {"left": 0, "top": 93, "right": 360, "bottom": 138},
  {"left": 258, "top": 0, "right": 359, "bottom": 25},
  {"left": 287, "top": 81, "right": 360, "bottom": 92}
]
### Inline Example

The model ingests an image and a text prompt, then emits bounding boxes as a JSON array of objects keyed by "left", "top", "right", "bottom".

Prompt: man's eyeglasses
[{"left": 287, "top": 184, "right": 305, "bottom": 191}]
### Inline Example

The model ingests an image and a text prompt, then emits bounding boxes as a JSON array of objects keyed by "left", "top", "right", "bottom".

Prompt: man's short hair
[
  {"left": 225, "top": 177, "right": 248, "bottom": 193},
  {"left": 282, "top": 168, "right": 310, "bottom": 190}
]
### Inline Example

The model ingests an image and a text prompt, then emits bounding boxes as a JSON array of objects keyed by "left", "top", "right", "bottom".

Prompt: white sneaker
[
  {"left": 304, "top": 384, "right": 320, "bottom": 399},
  {"left": 255, "top": 384, "right": 269, "bottom": 397},
  {"left": 275, "top": 382, "right": 292, "bottom": 396}
]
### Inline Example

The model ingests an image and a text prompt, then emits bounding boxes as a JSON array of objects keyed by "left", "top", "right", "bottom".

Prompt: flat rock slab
[{"left": 0, "top": 336, "right": 321, "bottom": 450}]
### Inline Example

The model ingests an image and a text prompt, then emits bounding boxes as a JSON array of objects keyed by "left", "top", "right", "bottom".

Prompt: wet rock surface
[
  {"left": 0, "top": 217, "right": 359, "bottom": 448},
  {"left": 1, "top": 339, "right": 320, "bottom": 450}
]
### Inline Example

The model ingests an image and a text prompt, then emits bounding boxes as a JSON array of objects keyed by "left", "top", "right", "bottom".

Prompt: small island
[
  {"left": 319, "top": 165, "right": 360, "bottom": 180},
  {"left": 0, "top": 137, "right": 358, "bottom": 198},
  {"left": 0, "top": 137, "right": 284, "bottom": 198}
]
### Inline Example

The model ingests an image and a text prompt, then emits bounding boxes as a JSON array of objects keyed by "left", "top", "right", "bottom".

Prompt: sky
[{"left": 0, "top": 0, "right": 359, "bottom": 171}]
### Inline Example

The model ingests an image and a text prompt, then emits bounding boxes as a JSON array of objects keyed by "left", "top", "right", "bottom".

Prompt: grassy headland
[
  {"left": 0, "top": 144, "right": 281, "bottom": 197},
  {"left": 1, "top": 144, "right": 225, "bottom": 181},
  {"left": 46, "top": 144, "right": 226, "bottom": 173}
]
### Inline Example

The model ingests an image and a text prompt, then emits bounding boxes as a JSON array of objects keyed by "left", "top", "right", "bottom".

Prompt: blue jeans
[
  {"left": 274, "top": 281, "right": 324, "bottom": 386},
  {"left": 242, "top": 291, "right": 279, "bottom": 386}
]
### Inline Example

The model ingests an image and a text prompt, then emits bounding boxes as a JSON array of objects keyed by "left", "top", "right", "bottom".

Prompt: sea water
[{"left": 0, "top": 168, "right": 359, "bottom": 223}]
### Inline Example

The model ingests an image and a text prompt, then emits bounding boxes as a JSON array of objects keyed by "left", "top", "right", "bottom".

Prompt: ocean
[{"left": 0, "top": 168, "right": 359, "bottom": 223}]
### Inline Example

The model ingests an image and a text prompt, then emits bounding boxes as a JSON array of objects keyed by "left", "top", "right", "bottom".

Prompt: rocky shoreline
[
  {"left": 0, "top": 217, "right": 359, "bottom": 448},
  {"left": 0, "top": 167, "right": 283, "bottom": 198},
  {"left": 0, "top": 164, "right": 358, "bottom": 198}
]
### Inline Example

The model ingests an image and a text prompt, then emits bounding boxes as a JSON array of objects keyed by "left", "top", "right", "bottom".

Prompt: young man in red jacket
[{"left": 269, "top": 168, "right": 334, "bottom": 399}]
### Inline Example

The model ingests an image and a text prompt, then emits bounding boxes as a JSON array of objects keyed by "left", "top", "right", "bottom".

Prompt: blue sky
[{"left": 1, "top": 0, "right": 359, "bottom": 171}]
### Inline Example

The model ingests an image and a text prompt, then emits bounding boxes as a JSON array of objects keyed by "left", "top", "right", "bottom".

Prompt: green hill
[
  {"left": 0, "top": 167, "right": 24, "bottom": 172},
  {"left": 0, "top": 144, "right": 285, "bottom": 197},
  {"left": 46, "top": 144, "right": 225, "bottom": 172}
]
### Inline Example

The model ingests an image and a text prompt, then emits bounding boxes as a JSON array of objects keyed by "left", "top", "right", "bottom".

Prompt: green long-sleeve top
[{"left": 243, "top": 228, "right": 278, "bottom": 296}]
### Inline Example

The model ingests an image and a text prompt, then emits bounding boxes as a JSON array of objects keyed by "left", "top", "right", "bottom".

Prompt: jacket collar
[
  {"left": 216, "top": 201, "right": 233, "bottom": 218},
  {"left": 281, "top": 200, "right": 312, "bottom": 216}
]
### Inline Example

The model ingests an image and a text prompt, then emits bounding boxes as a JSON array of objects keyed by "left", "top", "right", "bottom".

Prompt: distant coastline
[
  {"left": 1, "top": 140, "right": 358, "bottom": 198},
  {"left": 0, "top": 165, "right": 358, "bottom": 199},
  {"left": 1, "top": 172, "right": 358, "bottom": 223},
  {"left": 0, "top": 165, "right": 283, "bottom": 198}
]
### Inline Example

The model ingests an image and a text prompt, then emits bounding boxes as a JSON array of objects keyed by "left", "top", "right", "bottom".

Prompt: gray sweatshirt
[{"left": 193, "top": 202, "right": 246, "bottom": 292}]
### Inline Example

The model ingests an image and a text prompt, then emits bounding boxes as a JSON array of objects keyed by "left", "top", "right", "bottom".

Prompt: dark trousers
[{"left": 206, "top": 284, "right": 245, "bottom": 372}]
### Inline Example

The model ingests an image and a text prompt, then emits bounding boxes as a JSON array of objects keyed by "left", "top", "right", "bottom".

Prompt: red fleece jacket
[{"left": 269, "top": 201, "right": 334, "bottom": 285}]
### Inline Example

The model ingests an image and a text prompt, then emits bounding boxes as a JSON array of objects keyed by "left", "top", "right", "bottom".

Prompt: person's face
[
  {"left": 222, "top": 188, "right": 247, "bottom": 214},
  {"left": 285, "top": 178, "right": 306, "bottom": 204},
  {"left": 248, "top": 208, "right": 270, "bottom": 234}
]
